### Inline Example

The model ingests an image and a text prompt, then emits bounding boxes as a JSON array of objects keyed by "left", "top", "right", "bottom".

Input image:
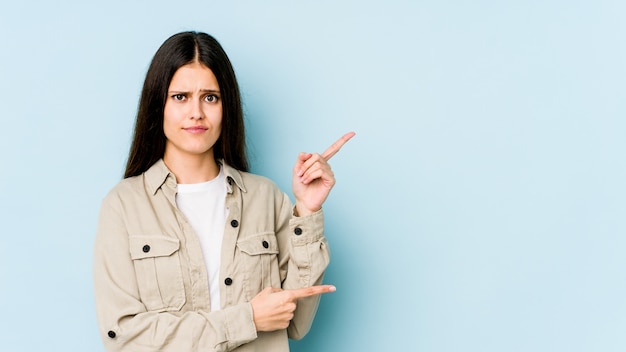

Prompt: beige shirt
[{"left": 93, "top": 159, "right": 330, "bottom": 351}]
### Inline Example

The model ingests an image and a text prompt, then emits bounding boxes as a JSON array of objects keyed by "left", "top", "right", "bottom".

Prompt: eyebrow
[{"left": 168, "top": 89, "right": 221, "bottom": 94}]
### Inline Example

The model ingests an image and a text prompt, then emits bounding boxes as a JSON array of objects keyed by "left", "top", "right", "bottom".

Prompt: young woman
[{"left": 93, "top": 31, "right": 353, "bottom": 351}]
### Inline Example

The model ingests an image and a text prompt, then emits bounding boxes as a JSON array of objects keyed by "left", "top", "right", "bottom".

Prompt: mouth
[{"left": 183, "top": 126, "right": 208, "bottom": 134}]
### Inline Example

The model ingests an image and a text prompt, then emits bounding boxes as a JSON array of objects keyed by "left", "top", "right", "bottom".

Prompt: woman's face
[{"left": 163, "top": 61, "right": 222, "bottom": 161}]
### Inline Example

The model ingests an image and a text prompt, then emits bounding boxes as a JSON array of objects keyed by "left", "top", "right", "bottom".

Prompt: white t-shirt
[{"left": 175, "top": 167, "right": 228, "bottom": 312}]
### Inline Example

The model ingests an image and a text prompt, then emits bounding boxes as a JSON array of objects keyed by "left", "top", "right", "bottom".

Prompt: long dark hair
[{"left": 124, "top": 31, "right": 248, "bottom": 178}]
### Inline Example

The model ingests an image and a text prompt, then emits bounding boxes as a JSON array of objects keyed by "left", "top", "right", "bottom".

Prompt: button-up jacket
[{"left": 93, "top": 159, "right": 330, "bottom": 351}]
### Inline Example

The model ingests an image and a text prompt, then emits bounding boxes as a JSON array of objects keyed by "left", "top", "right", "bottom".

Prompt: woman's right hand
[{"left": 250, "top": 285, "right": 336, "bottom": 331}]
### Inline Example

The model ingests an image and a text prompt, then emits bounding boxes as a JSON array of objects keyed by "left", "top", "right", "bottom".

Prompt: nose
[{"left": 190, "top": 98, "right": 204, "bottom": 120}]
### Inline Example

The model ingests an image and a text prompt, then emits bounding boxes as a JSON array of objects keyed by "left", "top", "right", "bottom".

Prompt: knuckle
[{"left": 285, "top": 292, "right": 296, "bottom": 302}]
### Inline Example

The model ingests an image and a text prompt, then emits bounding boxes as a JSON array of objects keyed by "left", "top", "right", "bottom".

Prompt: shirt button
[
  {"left": 107, "top": 331, "right": 116, "bottom": 339},
  {"left": 224, "top": 277, "right": 233, "bottom": 286},
  {"left": 231, "top": 220, "right": 239, "bottom": 228},
  {"left": 262, "top": 240, "right": 269, "bottom": 249},
  {"left": 294, "top": 227, "right": 303, "bottom": 235},
  {"left": 142, "top": 245, "right": 150, "bottom": 253}
]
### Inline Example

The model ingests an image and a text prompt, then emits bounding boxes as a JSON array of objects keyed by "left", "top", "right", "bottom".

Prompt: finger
[
  {"left": 321, "top": 131, "right": 356, "bottom": 160},
  {"left": 297, "top": 152, "right": 313, "bottom": 164},
  {"left": 301, "top": 164, "right": 334, "bottom": 186},
  {"left": 298, "top": 153, "right": 328, "bottom": 180},
  {"left": 294, "top": 152, "right": 313, "bottom": 177},
  {"left": 288, "top": 285, "right": 337, "bottom": 300}
]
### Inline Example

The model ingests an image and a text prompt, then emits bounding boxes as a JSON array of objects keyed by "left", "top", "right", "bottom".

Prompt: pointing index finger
[
  {"left": 321, "top": 131, "right": 356, "bottom": 160},
  {"left": 289, "top": 285, "right": 337, "bottom": 300}
]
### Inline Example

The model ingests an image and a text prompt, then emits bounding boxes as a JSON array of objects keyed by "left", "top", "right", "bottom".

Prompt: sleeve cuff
[{"left": 289, "top": 208, "right": 324, "bottom": 245}]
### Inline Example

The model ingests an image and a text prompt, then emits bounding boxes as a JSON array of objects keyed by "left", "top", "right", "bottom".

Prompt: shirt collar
[
  {"left": 144, "top": 158, "right": 247, "bottom": 195},
  {"left": 220, "top": 160, "right": 247, "bottom": 194}
]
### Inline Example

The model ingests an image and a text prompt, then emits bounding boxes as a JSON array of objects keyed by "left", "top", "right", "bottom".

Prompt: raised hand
[
  {"left": 292, "top": 132, "right": 355, "bottom": 216},
  {"left": 250, "top": 285, "right": 336, "bottom": 331}
]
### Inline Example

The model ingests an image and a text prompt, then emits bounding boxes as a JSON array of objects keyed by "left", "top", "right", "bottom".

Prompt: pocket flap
[
  {"left": 237, "top": 232, "right": 279, "bottom": 255},
  {"left": 129, "top": 236, "right": 180, "bottom": 260}
]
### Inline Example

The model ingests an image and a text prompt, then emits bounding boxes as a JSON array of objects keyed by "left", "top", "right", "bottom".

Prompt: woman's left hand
[{"left": 292, "top": 132, "right": 355, "bottom": 217}]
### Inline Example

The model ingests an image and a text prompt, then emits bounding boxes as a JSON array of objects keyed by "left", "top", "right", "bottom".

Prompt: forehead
[{"left": 169, "top": 62, "right": 219, "bottom": 89}]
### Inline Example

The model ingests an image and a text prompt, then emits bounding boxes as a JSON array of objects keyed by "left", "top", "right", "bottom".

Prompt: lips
[{"left": 183, "top": 126, "right": 208, "bottom": 134}]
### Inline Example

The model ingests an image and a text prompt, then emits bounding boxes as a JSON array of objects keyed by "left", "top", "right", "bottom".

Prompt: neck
[{"left": 163, "top": 151, "right": 220, "bottom": 184}]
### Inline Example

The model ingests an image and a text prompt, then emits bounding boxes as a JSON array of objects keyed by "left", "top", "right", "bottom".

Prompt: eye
[
  {"left": 172, "top": 94, "right": 186, "bottom": 101},
  {"left": 204, "top": 94, "right": 219, "bottom": 103}
]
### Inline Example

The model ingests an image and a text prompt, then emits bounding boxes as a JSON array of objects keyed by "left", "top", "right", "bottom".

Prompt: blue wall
[{"left": 1, "top": 1, "right": 625, "bottom": 351}]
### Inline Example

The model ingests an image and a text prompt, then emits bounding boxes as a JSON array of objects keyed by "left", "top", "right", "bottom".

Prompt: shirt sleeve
[
  {"left": 93, "top": 194, "right": 257, "bottom": 352},
  {"left": 275, "top": 193, "right": 331, "bottom": 340}
]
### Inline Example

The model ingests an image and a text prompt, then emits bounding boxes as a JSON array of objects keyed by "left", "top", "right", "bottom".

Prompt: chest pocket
[
  {"left": 129, "top": 236, "right": 186, "bottom": 312},
  {"left": 236, "top": 232, "right": 280, "bottom": 299}
]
